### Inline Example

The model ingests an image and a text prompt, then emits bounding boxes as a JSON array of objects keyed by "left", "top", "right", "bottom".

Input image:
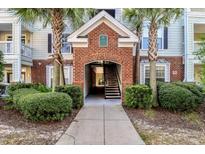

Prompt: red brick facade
[
  {"left": 31, "top": 59, "right": 72, "bottom": 84},
  {"left": 30, "top": 23, "right": 184, "bottom": 102},
  {"left": 140, "top": 56, "right": 184, "bottom": 81},
  {"left": 73, "top": 23, "right": 133, "bottom": 100}
]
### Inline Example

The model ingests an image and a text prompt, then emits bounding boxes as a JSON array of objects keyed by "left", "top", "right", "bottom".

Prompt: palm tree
[
  {"left": 11, "top": 8, "right": 89, "bottom": 91},
  {"left": 123, "top": 8, "right": 146, "bottom": 84},
  {"left": 144, "top": 8, "right": 182, "bottom": 106}
]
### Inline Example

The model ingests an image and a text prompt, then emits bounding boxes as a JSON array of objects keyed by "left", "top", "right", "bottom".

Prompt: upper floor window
[
  {"left": 99, "top": 34, "right": 108, "bottom": 47},
  {"left": 142, "top": 27, "right": 163, "bottom": 50},
  {"left": 6, "top": 35, "right": 26, "bottom": 44},
  {"left": 48, "top": 33, "right": 72, "bottom": 54},
  {"left": 97, "top": 9, "right": 115, "bottom": 18},
  {"left": 61, "top": 33, "right": 71, "bottom": 54}
]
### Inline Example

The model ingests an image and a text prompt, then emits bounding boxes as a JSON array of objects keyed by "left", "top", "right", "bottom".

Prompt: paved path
[{"left": 56, "top": 96, "right": 144, "bottom": 145}]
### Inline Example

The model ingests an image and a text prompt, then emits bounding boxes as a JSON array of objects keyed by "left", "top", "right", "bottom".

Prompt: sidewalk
[{"left": 56, "top": 96, "right": 144, "bottom": 145}]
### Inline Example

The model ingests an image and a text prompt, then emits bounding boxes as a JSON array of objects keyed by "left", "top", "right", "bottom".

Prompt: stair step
[
  {"left": 105, "top": 90, "right": 120, "bottom": 92},
  {"left": 105, "top": 95, "right": 121, "bottom": 99},
  {"left": 105, "top": 87, "right": 119, "bottom": 88},
  {"left": 105, "top": 93, "right": 120, "bottom": 96}
]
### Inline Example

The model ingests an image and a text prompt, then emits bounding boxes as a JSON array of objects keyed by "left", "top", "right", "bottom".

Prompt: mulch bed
[
  {"left": 124, "top": 103, "right": 205, "bottom": 144},
  {"left": 0, "top": 99, "right": 7, "bottom": 107},
  {"left": 0, "top": 107, "right": 80, "bottom": 145}
]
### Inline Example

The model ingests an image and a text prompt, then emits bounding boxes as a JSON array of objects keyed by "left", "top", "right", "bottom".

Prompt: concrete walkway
[{"left": 56, "top": 95, "right": 144, "bottom": 145}]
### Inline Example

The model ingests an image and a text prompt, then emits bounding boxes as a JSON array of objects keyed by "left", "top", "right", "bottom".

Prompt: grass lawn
[
  {"left": 124, "top": 103, "right": 205, "bottom": 145},
  {"left": 0, "top": 100, "right": 80, "bottom": 145}
]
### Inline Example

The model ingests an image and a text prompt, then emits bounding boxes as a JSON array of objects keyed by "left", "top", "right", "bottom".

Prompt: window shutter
[
  {"left": 48, "top": 33, "right": 52, "bottom": 53},
  {"left": 140, "top": 40, "right": 142, "bottom": 49},
  {"left": 164, "top": 27, "right": 168, "bottom": 49}
]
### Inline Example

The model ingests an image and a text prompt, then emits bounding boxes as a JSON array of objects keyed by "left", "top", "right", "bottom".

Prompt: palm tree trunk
[
  {"left": 133, "top": 32, "right": 142, "bottom": 84},
  {"left": 148, "top": 22, "right": 158, "bottom": 107},
  {"left": 51, "top": 9, "right": 65, "bottom": 91},
  {"left": 60, "top": 64, "right": 65, "bottom": 85}
]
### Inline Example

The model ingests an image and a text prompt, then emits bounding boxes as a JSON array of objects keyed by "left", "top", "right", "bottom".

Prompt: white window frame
[
  {"left": 51, "top": 33, "right": 72, "bottom": 54},
  {"left": 141, "top": 27, "right": 164, "bottom": 50},
  {"left": 46, "top": 65, "right": 73, "bottom": 87},
  {"left": 140, "top": 62, "right": 170, "bottom": 84}
]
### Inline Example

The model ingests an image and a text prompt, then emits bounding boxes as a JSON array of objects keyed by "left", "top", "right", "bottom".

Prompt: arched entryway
[
  {"left": 68, "top": 11, "right": 137, "bottom": 103},
  {"left": 84, "top": 60, "right": 122, "bottom": 100}
]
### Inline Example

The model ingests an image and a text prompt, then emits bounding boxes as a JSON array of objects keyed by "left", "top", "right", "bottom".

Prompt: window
[
  {"left": 99, "top": 34, "right": 108, "bottom": 47},
  {"left": 145, "top": 65, "right": 165, "bottom": 85},
  {"left": 47, "top": 65, "right": 73, "bottom": 87},
  {"left": 6, "top": 35, "right": 26, "bottom": 44},
  {"left": 50, "top": 33, "right": 71, "bottom": 54},
  {"left": 61, "top": 34, "right": 71, "bottom": 54},
  {"left": 142, "top": 27, "right": 163, "bottom": 50},
  {"left": 97, "top": 9, "right": 115, "bottom": 18}
]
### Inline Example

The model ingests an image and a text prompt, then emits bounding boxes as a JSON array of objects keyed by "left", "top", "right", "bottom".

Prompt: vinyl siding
[
  {"left": 140, "top": 18, "right": 184, "bottom": 57},
  {"left": 31, "top": 22, "right": 73, "bottom": 60}
]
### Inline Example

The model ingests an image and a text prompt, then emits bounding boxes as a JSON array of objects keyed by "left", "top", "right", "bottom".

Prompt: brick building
[{"left": 0, "top": 8, "right": 204, "bottom": 101}]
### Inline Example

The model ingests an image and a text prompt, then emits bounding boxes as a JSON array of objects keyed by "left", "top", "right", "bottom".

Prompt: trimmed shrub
[
  {"left": 125, "top": 85, "right": 153, "bottom": 109},
  {"left": 55, "top": 85, "right": 83, "bottom": 109},
  {"left": 7, "top": 83, "right": 50, "bottom": 96},
  {"left": 12, "top": 88, "right": 39, "bottom": 107},
  {"left": 18, "top": 92, "right": 72, "bottom": 121},
  {"left": 158, "top": 83, "right": 199, "bottom": 111},
  {"left": 173, "top": 82, "right": 204, "bottom": 103}
]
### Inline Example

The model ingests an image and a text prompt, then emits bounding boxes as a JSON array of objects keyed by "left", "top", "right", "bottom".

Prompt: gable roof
[{"left": 67, "top": 10, "right": 138, "bottom": 44}]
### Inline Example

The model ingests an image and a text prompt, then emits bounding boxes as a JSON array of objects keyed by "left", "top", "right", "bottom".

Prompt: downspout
[
  {"left": 132, "top": 43, "right": 137, "bottom": 84},
  {"left": 184, "top": 8, "right": 189, "bottom": 82}
]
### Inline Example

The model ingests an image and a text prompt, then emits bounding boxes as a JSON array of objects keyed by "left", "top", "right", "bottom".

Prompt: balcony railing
[
  {"left": 0, "top": 41, "right": 13, "bottom": 54},
  {"left": 21, "top": 44, "right": 32, "bottom": 58},
  {"left": 0, "top": 41, "right": 32, "bottom": 59}
]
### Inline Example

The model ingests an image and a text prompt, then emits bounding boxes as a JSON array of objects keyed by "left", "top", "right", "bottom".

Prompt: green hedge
[
  {"left": 125, "top": 85, "right": 153, "bottom": 109},
  {"left": 7, "top": 83, "right": 51, "bottom": 96},
  {"left": 173, "top": 82, "right": 204, "bottom": 103},
  {"left": 12, "top": 88, "right": 39, "bottom": 107},
  {"left": 158, "top": 83, "right": 199, "bottom": 111},
  {"left": 55, "top": 85, "right": 83, "bottom": 109},
  {"left": 18, "top": 92, "right": 72, "bottom": 121}
]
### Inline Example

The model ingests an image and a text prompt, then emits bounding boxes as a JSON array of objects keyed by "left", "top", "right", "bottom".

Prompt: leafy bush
[
  {"left": 12, "top": 88, "right": 39, "bottom": 107},
  {"left": 7, "top": 83, "right": 50, "bottom": 96},
  {"left": 158, "top": 83, "right": 199, "bottom": 111},
  {"left": 55, "top": 85, "right": 83, "bottom": 109},
  {"left": 173, "top": 82, "right": 204, "bottom": 103},
  {"left": 125, "top": 85, "right": 153, "bottom": 109},
  {"left": 18, "top": 92, "right": 72, "bottom": 121}
]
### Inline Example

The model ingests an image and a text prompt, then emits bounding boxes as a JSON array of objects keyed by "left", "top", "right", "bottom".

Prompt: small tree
[
  {"left": 0, "top": 50, "right": 4, "bottom": 82},
  {"left": 144, "top": 8, "right": 182, "bottom": 106},
  {"left": 194, "top": 38, "right": 205, "bottom": 86}
]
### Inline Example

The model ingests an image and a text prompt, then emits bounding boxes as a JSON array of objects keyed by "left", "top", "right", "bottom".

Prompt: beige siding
[{"left": 32, "top": 23, "right": 73, "bottom": 60}]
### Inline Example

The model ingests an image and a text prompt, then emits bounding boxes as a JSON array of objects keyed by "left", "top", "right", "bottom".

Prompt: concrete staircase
[{"left": 104, "top": 65, "right": 121, "bottom": 99}]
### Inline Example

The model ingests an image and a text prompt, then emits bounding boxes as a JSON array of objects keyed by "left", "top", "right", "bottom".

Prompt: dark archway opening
[{"left": 84, "top": 61, "right": 121, "bottom": 99}]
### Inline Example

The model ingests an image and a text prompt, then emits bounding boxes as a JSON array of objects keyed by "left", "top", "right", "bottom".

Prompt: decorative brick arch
[{"left": 73, "top": 23, "right": 134, "bottom": 102}]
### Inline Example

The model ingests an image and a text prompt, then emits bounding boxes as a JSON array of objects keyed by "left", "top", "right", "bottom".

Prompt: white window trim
[
  {"left": 140, "top": 62, "right": 170, "bottom": 84},
  {"left": 141, "top": 27, "right": 164, "bottom": 51},
  {"left": 99, "top": 34, "right": 108, "bottom": 47},
  {"left": 46, "top": 65, "right": 73, "bottom": 87},
  {"left": 51, "top": 33, "right": 72, "bottom": 54}
]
